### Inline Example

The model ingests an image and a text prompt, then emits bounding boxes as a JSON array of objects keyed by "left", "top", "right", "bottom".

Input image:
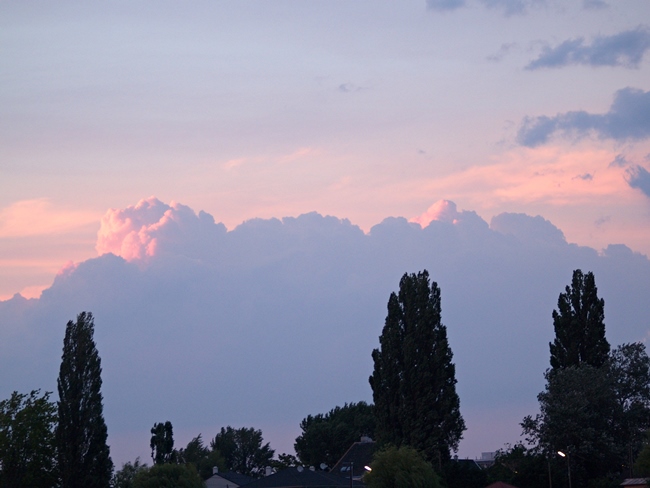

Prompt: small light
[
  {"left": 364, "top": 466, "right": 372, "bottom": 472},
  {"left": 558, "top": 451, "right": 566, "bottom": 457}
]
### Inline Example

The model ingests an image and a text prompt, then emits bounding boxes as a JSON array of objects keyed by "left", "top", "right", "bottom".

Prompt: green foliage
[
  {"left": 177, "top": 434, "right": 225, "bottom": 480},
  {"left": 210, "top": 426, "right": 274, "bottom": 477},
  {"left": 364, "top": 445, "right": 441, "bottom": 488},
  {"left": 549, "top": 270, "right": 610, "bottom": 370},
  {"left": 486, "top": 444, "right": 558, "bottom": 488},
  {"left": 150, "top": 421, "right": 176, "bottom": 465},
  {"left": 634, "top": 432, "right": 650, "bottom": 477},
  {"left": 610, "top": 342, "right": 650, "bottom": 473},
  {"left": 269, "top": 453, "right": 301, "bottom": 470},
  {"left": 523, "top": 271, "right": 650, "bottom": 483},
  {"left": 369, "top": 270, "right": 465, "bottom": 464},
  {"left": 442, "top": 459, "right": 486, "bottom": 488},
  {"left": 522, "top": 365, "right": 624, "bottom": 484},
  {"left": 131, "top": 462, "right": 203, "bottom": 488},
  {"left": 0, "top": 390, "right": 58, "bottom": 487},
  {"left": 112, "top": 457, "right": 148, "bottom": 488},
  {"left": 56, "top": 311, "right": 113, "bottom": 488},
  {"left": 294, "top": 401, "right": 376, "bottom": 467}
]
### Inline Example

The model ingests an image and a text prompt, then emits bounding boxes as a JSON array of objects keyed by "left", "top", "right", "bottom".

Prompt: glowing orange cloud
[
  {"left": 403, "top": 145, "right": 647, "bottom": 219},
  {"left": 0, "top": 199, "right": 99, "bottom": 237}
]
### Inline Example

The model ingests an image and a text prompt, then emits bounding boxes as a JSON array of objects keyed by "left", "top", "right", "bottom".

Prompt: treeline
[{"left": 3, "top": 269, "right": 650, "bottom": 488}]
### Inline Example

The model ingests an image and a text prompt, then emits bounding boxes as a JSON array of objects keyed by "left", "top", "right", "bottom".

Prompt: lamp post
[{"left": 558, "top": 451, "right": 571, "bottom": 488}]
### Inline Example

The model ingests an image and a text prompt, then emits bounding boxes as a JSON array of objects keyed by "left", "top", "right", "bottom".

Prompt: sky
[{"left": 1, "top": 0, "right": 650, "bottom": 469}]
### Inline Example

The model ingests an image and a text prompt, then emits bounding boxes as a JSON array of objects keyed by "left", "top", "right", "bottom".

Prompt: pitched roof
[
  {"left": 331, "top": 441, "right": 378, "bottom": 479},
  {"left": 243, "top": 467, "right": 363, "bottom": 488},
  {"left": 621, "top": 479, "right": 650, "bottom": 487},
  {"left": 220, "top": 471, "right": 256, "bottom": 486},
  {"left": 485, "top": 482, "right": 520, "bottom": 488},
  {"left": 205, "top": 471, "right": 256, "bottom": 488}
]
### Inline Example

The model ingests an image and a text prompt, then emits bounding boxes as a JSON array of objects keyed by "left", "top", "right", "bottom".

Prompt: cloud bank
[
  {"left": 527, "top": 26, "right": 650, "bottom": 70},
  {"left": 517, "top": 87, "right": 650, "bottom": 146},
  {"left": 2, "top": 198, "right": 650, "bottom": 465},
  {"left": 426, "top": 0, "right": 544, "bottom": 15}
]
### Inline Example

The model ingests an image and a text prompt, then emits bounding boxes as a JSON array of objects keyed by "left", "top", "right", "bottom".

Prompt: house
[
  {"left": 240, "top": 466, "right": 364, "bottom": 488},
  {"left": 205, "top": 468, "right": 255, "bottom": 488},
  {"left": 484, "top": 482, "right": 519, "bottom": 488},
  {"left": 621, "top": 479, "right": 650, "bottom": 488},
  {"left": 330, "top": 436, "right": 378, "bottom": 480}
]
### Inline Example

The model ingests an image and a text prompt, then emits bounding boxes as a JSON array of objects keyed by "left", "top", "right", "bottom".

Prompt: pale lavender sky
[{"left": 1, "top": 0, "right": 650, "bottom": 468}]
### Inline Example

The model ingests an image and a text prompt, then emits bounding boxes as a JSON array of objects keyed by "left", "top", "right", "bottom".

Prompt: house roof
[
  {"left": 621, "top": 479, "right": 649, "bottom": 487},
  {"left": 330, "top": 440, "right": 378, "bottom": 479},
  {"left": 205, "top": 471, "right": 256, "bottom": 488},
  {"left": 485, "top": 482, "right": 520, "bottom": 488},
  {"left": 219, "top": 471, "right": 256, "bottom": 486},
  {"left": 242, "top": 467, "right": 363, "bottom": 488}
]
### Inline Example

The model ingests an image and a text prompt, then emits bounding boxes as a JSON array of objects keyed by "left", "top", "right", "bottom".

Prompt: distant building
[
  {"left": 621, "top": 479, "right": 650, "bottom": 488},
  {"left": 241, "top": 466, "right": 364, "bottom": 488},
  {"left": 206, "top": 469, "right": 255, "bottom": 488},
  {"left": 331, "top": 436, "right": 378, "bottom": 480},
  {"left": 475, "top": 451, "right": 496, "bottom": 469}
]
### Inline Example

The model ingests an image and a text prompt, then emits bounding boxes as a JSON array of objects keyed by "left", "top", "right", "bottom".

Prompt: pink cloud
[
  {"left": 96, "top": 197, "right": 170, "bottom": 261},
  {"left": 410, "top": 200, "right": 461, "bottom": 227},
  {"left": 96, "top": 196, "right": 225, "bottom": 262},
  {"left": 0, "top": 199, "right": 99, "bottom": 237}
]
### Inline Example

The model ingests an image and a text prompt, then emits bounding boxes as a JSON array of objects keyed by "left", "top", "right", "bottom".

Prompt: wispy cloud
[
  {"left": 517, "top": 87, "right": 650, "bottom": 147},
  {"left": 487, "top": 43, "right": 518, "bottom": 62},
  {"left": 626, "top": 165, "right": 650, "bottom": 198},
  {"left": 427, "top": 0, "right": 544, "bottom": 15},
  {"left": 609, "top": 154, "right": 628, "bottom": 168},
  {"left": 582, "top": 0, "right": 608, "bottom": 10},
  {"left": 426, "top": 0, "right": 466, "bottom": 11},
  {"left": 526, "top": 26, "right": 650, "bottom": 70},
  {"left": 0, "top": 199, "right": 99, "bottom": 238}
]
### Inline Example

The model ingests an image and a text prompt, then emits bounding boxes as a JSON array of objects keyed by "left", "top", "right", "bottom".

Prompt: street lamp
[{"left": 558, "top": 451, "right": 571, "bottom": 488}]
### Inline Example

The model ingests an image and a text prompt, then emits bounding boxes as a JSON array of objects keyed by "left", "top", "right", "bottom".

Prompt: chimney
[
  {"left": 265, "top": 466, "right": 273, "bottom": 476},
  {"left": 213, "top": 466, "right": 219, "bottom": 475}
]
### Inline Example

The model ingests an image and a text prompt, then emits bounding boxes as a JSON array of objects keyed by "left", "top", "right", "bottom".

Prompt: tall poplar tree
[
  {"left": 369, "top": 270, "right": 465, "bottom": 465},
  {"left": 56, "top": 311, "right": 113, "bottom": 488},
  {"left": 549, "top": 269, "right": 610, "bottom": 370}
]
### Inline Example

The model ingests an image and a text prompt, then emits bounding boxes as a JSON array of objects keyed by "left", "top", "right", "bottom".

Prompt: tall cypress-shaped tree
[
  {"left": 56, "top": 311, "right": 113, "bottom": 488},
  {"left": 369, "top": 270, "right": 465, "bottom": 465},
  {"left": 549, "top": 269, "right": 610, "bottom": 370}
]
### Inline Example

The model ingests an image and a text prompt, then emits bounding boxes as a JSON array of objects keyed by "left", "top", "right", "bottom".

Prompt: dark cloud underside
[
  {"left": 517, "top": 87, "right": 650, "bottom": 147},
  {"left": 626, "top": 165, "right": 650, "bottom": 198},
  {"left": 527, "top": 26, "right": 650, "bottom": 70},
  {"left": 427, "top": 0, "right": 544, "bottom": 15}
]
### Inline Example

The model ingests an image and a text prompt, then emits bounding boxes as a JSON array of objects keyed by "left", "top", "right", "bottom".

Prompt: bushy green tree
[
  {"left": 634, "top": 431, "right": 650, "bottom": 477},
  {"left": 150, "top": 421, "right": 176, "bottom": 465},
  {"left": 112, "top": 458, "right": 148, "bottom": 488},
  {"left": 269, "top": 453, "right": 301, "bottom": 470},
  {"left": 210, "top": 426, "right": 274, "bottom": 477},
  {"left": 132, "top": 463, "right": 203, "bottom": 488},
  {"left": 523, "top": 271, "right": 650, "bottom": 483},
  {"left": 486, "top": 444, "right": 559, "bottom": 488},
  {"left": 364, "top": 445, "right": 441, "bottom": 488},
  {"left": 369, "top": 270, "right": 465, "bottom": 465},
  {"left": 0, "top": 390, "right": 58, "bottom": 487},
  {"left": 56, "top": 311, "right": 112, "bottom": 488},
  {"left": 177, "top": 434, "right": 225, "bottom": 480},
  {"left": 442, "top": 458, "right": 486, "bottom": 488},
  {"left": 522, "top": 365, "right": 623, "bottom": 485},
  {"left": 609, "top": 342, "right": 650, "bottom": 476},
  {"left": 549, "top": 270, "right": 610, "bottom": 370},
  {"left": 294, "top": 401, "right": 375, "bottom": 467}
]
